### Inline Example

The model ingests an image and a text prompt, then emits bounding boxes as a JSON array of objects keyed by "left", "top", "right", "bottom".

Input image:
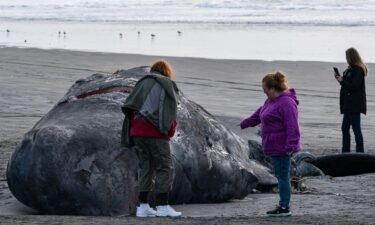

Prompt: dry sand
[{"left": 0, "top": 47, "right": 374, "bottom": 224}]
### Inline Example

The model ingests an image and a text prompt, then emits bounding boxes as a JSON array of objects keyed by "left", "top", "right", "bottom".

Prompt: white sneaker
[
  {"left": 136, "top": 204, "right": 157, "bottom": 217},
  {"left": 156, "top": 205, "right": 182, "bottom": 217}
]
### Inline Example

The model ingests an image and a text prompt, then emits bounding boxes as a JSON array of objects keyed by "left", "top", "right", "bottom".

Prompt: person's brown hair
[
  {"left": 262, "top": 71, "right": 288, "bottom": 92},
  {"left": 150, "top": 60, "right": 174, "bottom": 79},
  {"left": 346, "top": 47, "right": 368, "bottom": 76}
]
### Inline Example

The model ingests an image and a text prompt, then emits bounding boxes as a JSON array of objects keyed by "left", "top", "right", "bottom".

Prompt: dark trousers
[
  {"left": 342, "top": 113, "right": 364, "bottom": 153},
  {"left": 133, "top": 137, "right": 173, "bottom": 205}
]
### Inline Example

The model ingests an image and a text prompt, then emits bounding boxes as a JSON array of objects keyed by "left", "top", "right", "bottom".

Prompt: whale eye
[{"left": 75, "top": 79, "right": 86, "bottom": 84}]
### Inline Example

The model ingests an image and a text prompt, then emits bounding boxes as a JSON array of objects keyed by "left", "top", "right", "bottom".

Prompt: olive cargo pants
[{"left": 133, "top": 137, "right": 173, "bottom": 193}]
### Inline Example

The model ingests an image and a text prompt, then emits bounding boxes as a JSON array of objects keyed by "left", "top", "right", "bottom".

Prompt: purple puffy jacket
[{"left": 240, "top": 89, "right": 301, "bottom": 156}]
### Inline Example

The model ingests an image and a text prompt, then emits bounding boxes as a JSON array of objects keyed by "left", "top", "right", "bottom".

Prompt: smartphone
[{"left": 333, "top": 67, "right": 340, "bottom": 76}]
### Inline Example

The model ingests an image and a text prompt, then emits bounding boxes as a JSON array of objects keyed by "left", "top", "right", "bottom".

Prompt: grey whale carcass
[
  {"left": 7, "top": 66, "right": 276, "bottom": 216},
  {"left": 248, "top": 140, "right": 375, "bottom": 178},
  {"left": 293, "top": 152, "right": 375, "bottom": 177}
]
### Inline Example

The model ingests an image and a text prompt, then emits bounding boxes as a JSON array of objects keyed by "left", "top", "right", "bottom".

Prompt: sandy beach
[{"left": 1, "top": 47, "right": 375, "bottom": 224}]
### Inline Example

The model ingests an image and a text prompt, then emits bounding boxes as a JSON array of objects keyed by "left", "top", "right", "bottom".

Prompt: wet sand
[
  {"left": 2, "top": 20, "right": 375, "bottom": 62},
  {"left": 0, "top": 47, "right": 374, "bottom": 224}
]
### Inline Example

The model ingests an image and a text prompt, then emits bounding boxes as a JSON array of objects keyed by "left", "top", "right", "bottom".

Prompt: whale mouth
[
  {"left": 76, "top": 86, "right": 133, "bottom": 99},
  {"left": 58, "top": 85, "right": 133, "bottom": 105}
]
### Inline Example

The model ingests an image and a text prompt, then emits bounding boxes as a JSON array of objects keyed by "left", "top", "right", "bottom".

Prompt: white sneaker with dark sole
[{"left": 136, "top": 204, "right": 157, "bottom": 217}]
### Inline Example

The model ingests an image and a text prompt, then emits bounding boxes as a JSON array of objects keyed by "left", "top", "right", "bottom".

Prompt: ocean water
[
  {"left": 1, "top": 0, "right": 375, "bottom": 62},
  {"left": 2, "top": 0, "right": 375, "bottom": 26}
]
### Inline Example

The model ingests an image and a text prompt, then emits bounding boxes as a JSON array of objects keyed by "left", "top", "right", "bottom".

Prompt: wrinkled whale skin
[{"left": 7, "top": 67, "right": 276, "bottom": 216}]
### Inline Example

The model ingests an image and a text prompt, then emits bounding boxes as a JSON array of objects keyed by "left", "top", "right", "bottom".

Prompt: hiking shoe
[
  {"left": 156, "top": 205, "right": 182, "bottom": 217},
  {"left": 136, "top": 204, "right": 157, "bottom": 217},
  {"left": 266, "top": 205, "right": 291, "bottom": 217}
]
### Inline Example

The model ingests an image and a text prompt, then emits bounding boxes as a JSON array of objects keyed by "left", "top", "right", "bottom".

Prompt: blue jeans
[
  {"left": 342, "top": 113, "right": 364, "bottom": 153},
  {"left": 271, "top": 155, "right": 291, "bottom": 208}
]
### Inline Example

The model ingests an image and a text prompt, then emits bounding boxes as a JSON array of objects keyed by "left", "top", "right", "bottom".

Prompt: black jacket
[{"left": 339, "top": 65, "right": 367, "bottom": 114}]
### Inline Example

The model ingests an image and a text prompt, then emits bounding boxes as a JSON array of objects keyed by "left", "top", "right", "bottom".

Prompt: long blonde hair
[{"left": 346, "top": 47, "right": 369, "bottom": 76}]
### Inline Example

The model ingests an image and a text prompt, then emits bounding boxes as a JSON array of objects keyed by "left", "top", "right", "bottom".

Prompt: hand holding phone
[
  {"left": 333, "top": 67, "right": 343, "bottom": 82},
  {"left": 333, "top": 67, "right": 340, "bottom": 76}
]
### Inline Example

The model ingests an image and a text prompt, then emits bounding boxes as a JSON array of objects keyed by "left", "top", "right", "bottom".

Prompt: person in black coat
[{"left": 334, "top": 47, "right": 368, "bottom": 153}]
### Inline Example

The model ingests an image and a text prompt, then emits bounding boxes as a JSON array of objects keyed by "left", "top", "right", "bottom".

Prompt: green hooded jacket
[{"left": 122, "top": 73, "right": 179, "bottom": 140}]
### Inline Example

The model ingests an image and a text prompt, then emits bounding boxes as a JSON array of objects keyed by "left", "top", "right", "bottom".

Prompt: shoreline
[
  {"left": 0, "top": 45, "right": 354, "bottom": 63},
  {"left": 2, "top": 20, "right": 375, "bottom": 62}
]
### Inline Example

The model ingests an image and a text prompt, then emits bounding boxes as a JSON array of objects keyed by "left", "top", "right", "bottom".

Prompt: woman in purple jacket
[{"left": 240, "top": 71, "right": 301, "bottom": 217}]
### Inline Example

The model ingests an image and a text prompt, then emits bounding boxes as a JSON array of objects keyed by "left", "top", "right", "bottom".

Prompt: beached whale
[
  {"left": 6, "top": 66, "right": 276, "bottom": 216},
  {"left": 248, "top": 140, "right": 375, "bottom": 177},
  {"left": 295, "top": 152, "right": 375, "bottom": 177}
]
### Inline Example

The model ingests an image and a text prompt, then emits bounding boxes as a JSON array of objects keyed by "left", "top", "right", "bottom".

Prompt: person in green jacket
[{"left": 122, "top": 60, "right": 181, "bottom": 217}]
